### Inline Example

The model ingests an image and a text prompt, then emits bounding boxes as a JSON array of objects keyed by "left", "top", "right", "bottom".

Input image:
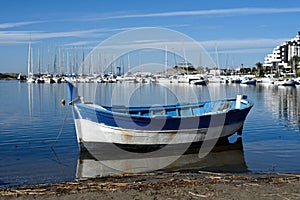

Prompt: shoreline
[
  {"left": 1, "top": 171, "right": 299, "bottom": 199},
  {"left": 0, "top": 73, "right": 18, "bottom": 80}
]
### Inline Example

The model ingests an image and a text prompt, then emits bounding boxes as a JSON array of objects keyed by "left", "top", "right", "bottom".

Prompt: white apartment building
[{"left": 264, "top": 31, "right": 300, "bottom": 70}]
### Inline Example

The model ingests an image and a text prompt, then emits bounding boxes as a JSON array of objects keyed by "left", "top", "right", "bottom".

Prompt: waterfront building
[{"left": 264, "top": 31, "right": 300, "bottom": 75}]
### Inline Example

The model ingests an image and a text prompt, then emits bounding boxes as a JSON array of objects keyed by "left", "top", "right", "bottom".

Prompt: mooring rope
[{"left": 51, "top": 103, "right": 71, "bottom": 148}]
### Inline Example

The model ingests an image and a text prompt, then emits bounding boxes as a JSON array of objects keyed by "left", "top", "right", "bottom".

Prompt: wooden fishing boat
[{"left": 66, "top": 79, "right": 253, "bottom": 152}]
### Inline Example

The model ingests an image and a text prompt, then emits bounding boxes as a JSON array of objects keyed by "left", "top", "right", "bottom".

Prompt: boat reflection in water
[{"left": 76, "top": 137, "right": 247, "bottom": 179}]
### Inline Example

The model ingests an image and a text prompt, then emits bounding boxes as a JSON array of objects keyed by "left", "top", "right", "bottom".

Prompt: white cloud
[
  {"left": 201, "top": 38, "right": 289, "bottom": 50},
  {"left": 0, "top": 29, "right": 104, "bottom": 44},
  {"left": 64, "top": 40, "right": 98, "bottom": 47},
  {"left": 0, "top": 26, "right": 187, "bottom": 45},
  {"left": 0, "top": 27, "right": 290, "bottom": 60},
  {"left": 0, "top": 21, "right": 45, "bottom": 29},
  {"left": 93, "top": 37, "right": 288, "bottom": 53},
  {"left": 211, "top": 48, "right": 275, "bottom": 54},
  {"left": 84, "top": 7, "right": 300, "bottom": 21}
]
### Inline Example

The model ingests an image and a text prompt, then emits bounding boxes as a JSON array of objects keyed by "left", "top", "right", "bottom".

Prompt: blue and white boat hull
[
  {"left": 73, "top": 117, "right": 244, "bottom": 149},
  {"left": 66, "top": 79, "right": 253, "bottom": 152}
]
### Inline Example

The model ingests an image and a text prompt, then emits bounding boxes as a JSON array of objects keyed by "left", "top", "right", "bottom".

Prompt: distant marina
[
  {"left": 15, "top": 69, "right": 300, "bottom": 86},
  {"left": 14, "top": 31, "right": 300, "bottom": 86}
]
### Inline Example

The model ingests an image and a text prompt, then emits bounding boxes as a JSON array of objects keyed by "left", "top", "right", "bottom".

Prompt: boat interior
[{"left": 79, "top": 98, "right": 251, "bottom": 118}]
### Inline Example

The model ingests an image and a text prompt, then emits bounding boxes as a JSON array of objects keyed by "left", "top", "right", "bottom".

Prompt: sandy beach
[{"left": 1, "top": 171, "right": 299, "bottom": 200}]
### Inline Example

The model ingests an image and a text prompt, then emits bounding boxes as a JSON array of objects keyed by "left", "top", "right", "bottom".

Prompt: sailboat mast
[
  {"left": 127, "top": 54, "right": 130, "bottom": 73},
  {"left": 165, "top": 46, "right": 168, "bottom": 72},
  {"left": 53, "top": 48, "right": 57, "bottom": 75},
  {"left": 61, "top": 47, "right": 65, "bottom": 74},
  {"left": 47, "top": 44, "right": 52, "bottom": 74},
  {"left": 27, "top": 41, "right": 32, "bottom": 76},
  {"left": 66, "top": 50, "right": 69, "bottom": 74},
  {"left": 215, "top": 46, "right": 220, "bottom": 69},
  {"left": 72, "top": 47, "right": 75, "bottom": 74},
  {"left": 82, "top": 48, "right": 85, "bottom": 75},
  {"left": 30, "top": 46, "right": 33, "bottom": 75},
  {"left": 183, "top": 48, "right": 188, "bottom": 75},
  {"left": 89, "top": 53, "right": 93, "bottom": 75},
  {"left": 75, "top": 48, "right": 79, "bottom": 75},
  {"left": 98, "top": 52, "right": 101, "bottom": 74},
  {"left": 38, "top": 48, "right": 41, "bottom": 74}
]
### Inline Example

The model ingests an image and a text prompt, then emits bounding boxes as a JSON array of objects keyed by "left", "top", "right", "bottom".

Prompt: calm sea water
[{"left": 0, "top": 80, "right": 299, "bottom": 187}]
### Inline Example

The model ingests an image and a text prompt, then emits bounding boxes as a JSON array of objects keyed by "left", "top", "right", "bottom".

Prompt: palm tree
[
  {"left": 255, "top": 62, "right": 264, "bottom": 77},
  {"left": 288, "top": 56, "right": 300, "bottom": 74}
]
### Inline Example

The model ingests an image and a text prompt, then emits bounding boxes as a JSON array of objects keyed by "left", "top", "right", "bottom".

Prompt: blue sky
[{"left": 1, "top": 0, "right": 300, "bottom": 73}]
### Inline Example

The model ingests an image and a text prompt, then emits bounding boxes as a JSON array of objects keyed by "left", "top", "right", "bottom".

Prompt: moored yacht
[
  {"left": 294, "top": 77, "right": 300, "bottom": 85},
  {"left": 241, "top": 76, "right": 256, "bottom": 85},
  {"left": 259, "top": 77, "right": 274, "bottom": 85},
  {"left": 275, "top": 78, "right": 295, "bottom": 86}
]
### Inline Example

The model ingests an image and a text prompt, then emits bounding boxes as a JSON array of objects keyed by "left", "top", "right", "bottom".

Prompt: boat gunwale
[{"left": 75, "top": 98, "right": 254, "bottom": 119}]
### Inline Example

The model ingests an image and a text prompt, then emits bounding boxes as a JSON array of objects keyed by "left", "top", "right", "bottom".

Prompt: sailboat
[
  {"left": 26, "top": 41, "right": 36, "bottom": 83},
  {"left": 36, "top": 48, "right": 45, "bottom": 83}
]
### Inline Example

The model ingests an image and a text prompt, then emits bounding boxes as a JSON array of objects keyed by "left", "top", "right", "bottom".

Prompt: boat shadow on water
[{"left": 76, "top": 137, "right": 248, "bottom": 179}]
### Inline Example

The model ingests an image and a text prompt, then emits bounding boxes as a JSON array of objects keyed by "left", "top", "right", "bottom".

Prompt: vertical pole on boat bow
[
  {"left": 236, "top": 95, "right": 247, "bottom": 109},
  {"left": 236, "top": 95, "right": 242, "bottom": 109}
]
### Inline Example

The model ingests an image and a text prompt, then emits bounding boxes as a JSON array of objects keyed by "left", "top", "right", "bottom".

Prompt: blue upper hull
[
  {"left": 66, "top": 79, "right": 253, "bottom": 132},
  {"left": 75, "top": 100, "right": 252, "bottom": 131}
]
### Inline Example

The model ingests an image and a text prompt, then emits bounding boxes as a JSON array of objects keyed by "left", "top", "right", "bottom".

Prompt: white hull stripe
[{"left": 75, "top": 119, "right": 244, "bottom": 145}]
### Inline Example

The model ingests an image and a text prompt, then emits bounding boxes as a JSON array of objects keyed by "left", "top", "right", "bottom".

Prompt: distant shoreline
[{"left": 0, "top": 73, "right": 19, "bottom": 80}]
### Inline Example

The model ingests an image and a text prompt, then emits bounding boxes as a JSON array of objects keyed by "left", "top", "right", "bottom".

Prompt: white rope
[{"left": 51, "top": 103, "right": 71, "bottom": 148}]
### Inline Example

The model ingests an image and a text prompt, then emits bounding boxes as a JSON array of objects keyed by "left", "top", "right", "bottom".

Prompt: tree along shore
[{"left": 0, "top": 73, "right": 18, "bottom": 80}]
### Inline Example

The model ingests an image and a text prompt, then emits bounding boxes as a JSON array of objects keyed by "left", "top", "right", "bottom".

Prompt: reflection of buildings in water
[
  {"left": 76, "top": 138, "right": 247, "bottom": 179},
  {"left": 260, "top": 85, "right": 300, "bottom": 130}
]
